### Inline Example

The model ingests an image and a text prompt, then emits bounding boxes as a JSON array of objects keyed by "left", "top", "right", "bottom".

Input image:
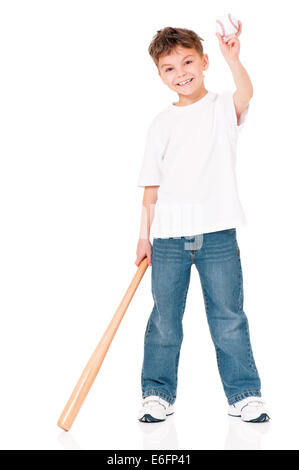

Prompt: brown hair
[{"left": 148, "top": 27, "right": 204, "bottom": 68}]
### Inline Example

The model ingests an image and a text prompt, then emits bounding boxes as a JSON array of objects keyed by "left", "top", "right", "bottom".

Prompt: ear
[{"left": 202, "top": 54, "right": 209, "bottom": 71}]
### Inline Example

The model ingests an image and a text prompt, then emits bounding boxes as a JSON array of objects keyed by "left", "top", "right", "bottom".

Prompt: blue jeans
[{"left": 141, "top": 228, "right": 261, "bottom": 405}]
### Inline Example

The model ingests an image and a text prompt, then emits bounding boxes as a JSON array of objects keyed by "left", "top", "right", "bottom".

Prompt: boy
[{"left": 135, "top": 24, "right": 269, "bottom": 423}]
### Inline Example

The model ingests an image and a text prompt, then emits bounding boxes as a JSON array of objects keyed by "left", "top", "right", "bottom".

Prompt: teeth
[{"left": 178, "top": 78, "right": 192, "bottom": 86}]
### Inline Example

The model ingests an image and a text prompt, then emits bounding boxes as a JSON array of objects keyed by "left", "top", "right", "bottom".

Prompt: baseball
[{"left": 216, "top": 14, "right": 239, "bottom": 38}]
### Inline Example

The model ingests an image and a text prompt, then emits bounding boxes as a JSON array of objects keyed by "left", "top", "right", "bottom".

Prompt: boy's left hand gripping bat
[{"left": 57, "top": 257, "right": 149, "bottom": 431}]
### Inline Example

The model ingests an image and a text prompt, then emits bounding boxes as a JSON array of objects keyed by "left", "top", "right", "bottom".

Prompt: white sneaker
[
  {"left": 228, "top": 396, "right": 270, "bottom": 423},
  {"left": 138, "top": 395, "right": 175, "bottom": 423}
]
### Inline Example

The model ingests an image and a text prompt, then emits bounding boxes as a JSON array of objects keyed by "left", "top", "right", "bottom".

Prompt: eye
[{"left": 165, "top": 60, "right": 192, "bottom": 72}]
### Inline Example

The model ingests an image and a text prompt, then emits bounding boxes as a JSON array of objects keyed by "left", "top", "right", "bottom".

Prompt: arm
[
  {"left": 228, "top": 60, "right": 253, "bottom": 124},
  {"left": 139, "top": 186, "right": 159, "bottom": 240},
  {"left": 216, "top": 20, "right": 253, "bottom": 124},
  {"left": 135, "top": 186, "right": 159, "bottom": 266}
]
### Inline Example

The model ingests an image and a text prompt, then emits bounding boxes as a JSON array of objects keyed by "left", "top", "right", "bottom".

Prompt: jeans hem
[
  {"left": 228, "top": 390, "right": 261, "bottom": 405},
  {"left": 142, "top": 390, "right": 175, "bottom": 405}
]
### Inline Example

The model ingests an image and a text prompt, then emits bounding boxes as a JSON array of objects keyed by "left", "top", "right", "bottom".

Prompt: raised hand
[{"left": 215, "top": 20, "right": 242, "bottom": 63}]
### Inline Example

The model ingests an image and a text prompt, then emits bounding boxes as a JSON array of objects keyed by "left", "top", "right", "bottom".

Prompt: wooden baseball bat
[{"left": 57, "top": 257, "right": 149, "bottom": 431}]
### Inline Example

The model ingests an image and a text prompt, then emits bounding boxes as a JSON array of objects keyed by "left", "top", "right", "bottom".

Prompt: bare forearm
[
  {"left": 227, "top": 58, "right": 253, "bottom": 100},
  {"left": 139, "top": 188, "right": 158, "bottom": 240},
  {"left": 139, "top": 203, "right": 155, "bottom": 240}
]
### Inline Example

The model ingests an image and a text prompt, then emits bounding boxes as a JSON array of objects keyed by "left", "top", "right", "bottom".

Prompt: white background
[{"left": 0, "top": 0, "right": 298, "bottom": 450}]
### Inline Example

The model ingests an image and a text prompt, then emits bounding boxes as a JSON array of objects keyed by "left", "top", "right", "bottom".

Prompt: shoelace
[
  {"left": 240, "top": 398, "right": 266, "bottom": 412},
  {"left": 142, "top": 397, "right": 167, "bottom": 410},
  {"left": 246, "top": 400, "right": 265, "bottom": 407}
]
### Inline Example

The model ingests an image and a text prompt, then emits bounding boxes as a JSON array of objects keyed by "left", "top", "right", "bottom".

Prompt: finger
[
  {"left": 235, "top": 25, "right": 242, "bottom": 38},
  {"left": 237, "top": 20, "right": 242, "bottom": 36},
  {"left": 226, "top": 35, "right": 239, "bottom": 45},
  {"left": 135, "top": 255, "right": 143, "bottom": 266},
  {"left": 145, "top": 250, "right": 152, "bottom": 263},
  {"left": 227, "top": 38, "right": 236, "bottom": 46},
  {"left": 217, "top": 32, "right": 227, "bottom": 44},
  {"left": 224, "top": 33, "right": 237, "bottom": 42}
]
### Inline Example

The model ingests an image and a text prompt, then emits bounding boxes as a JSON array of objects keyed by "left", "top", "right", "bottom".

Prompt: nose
[
  {"left": 177, "top": 68, "right": 187, "bottom": 78},
  {"left": 177, "top": 72, "right": 188, "bottom": 82},
  {"left": 176, "top": 64, "right": 188, "bottom": 77}
]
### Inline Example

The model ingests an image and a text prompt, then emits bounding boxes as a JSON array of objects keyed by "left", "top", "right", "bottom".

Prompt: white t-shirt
[{"left": 137, "top": 90, "right": 249, "bottom": 239}]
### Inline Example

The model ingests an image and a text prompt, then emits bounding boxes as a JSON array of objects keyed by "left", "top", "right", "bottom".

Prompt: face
[{"left": 158, "top": 46, "right": 209, "bottom": 95}]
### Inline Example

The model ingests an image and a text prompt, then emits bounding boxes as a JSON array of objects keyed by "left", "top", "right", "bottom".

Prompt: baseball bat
[{"left": 57, "top": 257, "right": 149, "bottom": 431}]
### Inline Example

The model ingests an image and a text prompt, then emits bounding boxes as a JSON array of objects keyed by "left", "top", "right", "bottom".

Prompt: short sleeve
[
  {"left": 220, "top": 90, "right": 250, "bottom": 135},
  {"left": 137, "top": 122, "right": 162, "bottom": 187}
]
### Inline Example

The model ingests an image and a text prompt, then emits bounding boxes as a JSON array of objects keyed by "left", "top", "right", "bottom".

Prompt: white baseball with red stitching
[{"left": 216, "top": 13, "right": 239, "bottom": 38}]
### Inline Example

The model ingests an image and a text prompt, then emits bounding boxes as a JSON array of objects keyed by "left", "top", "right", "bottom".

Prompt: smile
[{"left": 177, "top": 78, "right": 194, "bottom": 87}]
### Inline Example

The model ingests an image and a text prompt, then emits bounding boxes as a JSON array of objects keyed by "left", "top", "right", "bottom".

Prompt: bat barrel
[
  {"left": 57, "top": 257, "right": 149, "bottom": 431},
  {"left": 57, "top": 343, "right": 109, "bottom": 430},
  {"left": 58, "top": 370, "right": 94, "bottom": 430}
]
